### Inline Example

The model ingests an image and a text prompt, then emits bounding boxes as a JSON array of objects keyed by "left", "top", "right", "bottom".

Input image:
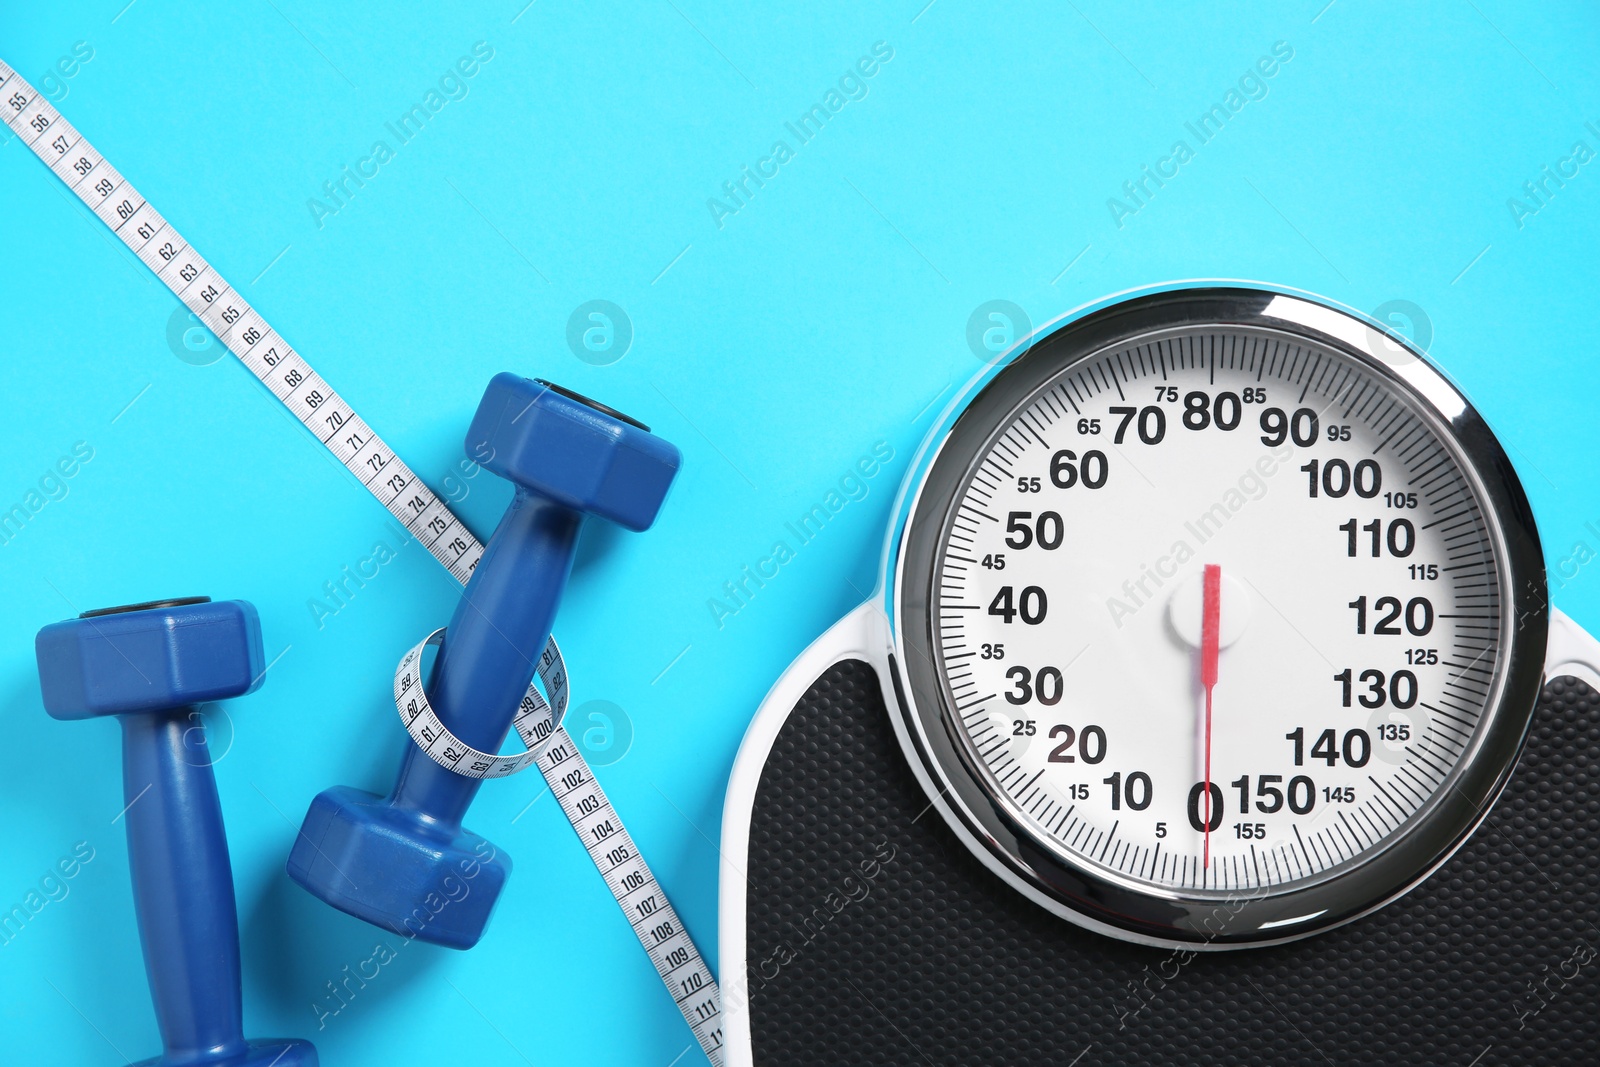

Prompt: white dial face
[{"left": 933, "top": 327, "right": 1507, "bottom": 895}]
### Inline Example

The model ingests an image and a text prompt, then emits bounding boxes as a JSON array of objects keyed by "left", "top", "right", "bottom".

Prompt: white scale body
[{"left": 718, "top": 286, "right": 1600, "bottom": 1066}]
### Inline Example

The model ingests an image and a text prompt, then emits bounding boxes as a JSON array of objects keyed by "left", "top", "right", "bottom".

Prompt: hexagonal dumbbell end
[
  {"left": 288, "top": 377, "right": 680, "bottom": 949},
  {"left": 37, "top": 597, "right": 265, "bottom": 719},
  {"left": 36, "top": 598, "right": 318, "bottom": 1067},
  {"left": 467, "top": 376, "right": 679, "bottom": 531}
]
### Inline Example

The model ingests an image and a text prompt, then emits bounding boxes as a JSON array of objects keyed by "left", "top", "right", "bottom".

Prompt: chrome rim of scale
[{"left": 888, "top": 287, "right": 1547, "bottom": 949}]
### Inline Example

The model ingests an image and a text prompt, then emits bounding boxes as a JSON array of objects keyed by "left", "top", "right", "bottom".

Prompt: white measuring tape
[
  {"left": 1, "top": 61, "right": 723, "bottom": 1063},
  {"left": 394, "top": 629, "right": 567, "bottom": 778}
]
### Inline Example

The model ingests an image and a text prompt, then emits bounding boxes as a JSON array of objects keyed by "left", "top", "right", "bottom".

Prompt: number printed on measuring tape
[{"left": 0, "top": 60, "right": 723, "bottom": 1064}]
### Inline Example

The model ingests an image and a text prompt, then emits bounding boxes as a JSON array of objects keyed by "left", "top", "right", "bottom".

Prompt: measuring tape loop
[
  {"left": 1, "top": 60, "right": 722, "bottom": 1064},
  {"left": 395, "top": 629, "right": 567, "bottom": 779}
]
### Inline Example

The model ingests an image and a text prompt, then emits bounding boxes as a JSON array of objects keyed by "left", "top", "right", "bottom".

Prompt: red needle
[{"left": 1201, "top": 563, "right": 1222, "bottom": 871}]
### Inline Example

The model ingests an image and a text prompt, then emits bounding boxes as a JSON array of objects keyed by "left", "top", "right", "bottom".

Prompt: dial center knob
[{"left": 1168, "top": 570, "right": 1254, "bottom": 650}]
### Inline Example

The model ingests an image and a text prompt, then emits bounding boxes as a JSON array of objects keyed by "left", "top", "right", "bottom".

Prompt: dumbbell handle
[
  {"left": 388, "top": 490, "right": 582, "bottom": 828},
  {"left": 121, "top": 708, "right": 248, "bottom": 1063}
]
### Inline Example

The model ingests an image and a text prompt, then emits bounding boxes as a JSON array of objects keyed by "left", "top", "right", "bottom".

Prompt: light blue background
[{"left": 2, "top": 2, "right": 1598, "bottom": 1063}]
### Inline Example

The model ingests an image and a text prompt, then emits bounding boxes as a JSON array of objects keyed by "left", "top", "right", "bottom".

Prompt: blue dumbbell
[
  {"left": 35, "top": 597, "right": 317, "bottom": 1067},
  {"left": 287, "top": 376, "right": 680, "bottom": 949}
]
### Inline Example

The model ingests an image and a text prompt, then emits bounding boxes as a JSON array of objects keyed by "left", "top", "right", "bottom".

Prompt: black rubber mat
[{"left": 745, "top": 659, "right": 1600, "bottom": 1066}]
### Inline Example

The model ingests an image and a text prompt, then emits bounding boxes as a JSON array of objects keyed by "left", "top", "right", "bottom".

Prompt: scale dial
[{"left": 892, "top": 289, "right": 1546, "bottom": 947}]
